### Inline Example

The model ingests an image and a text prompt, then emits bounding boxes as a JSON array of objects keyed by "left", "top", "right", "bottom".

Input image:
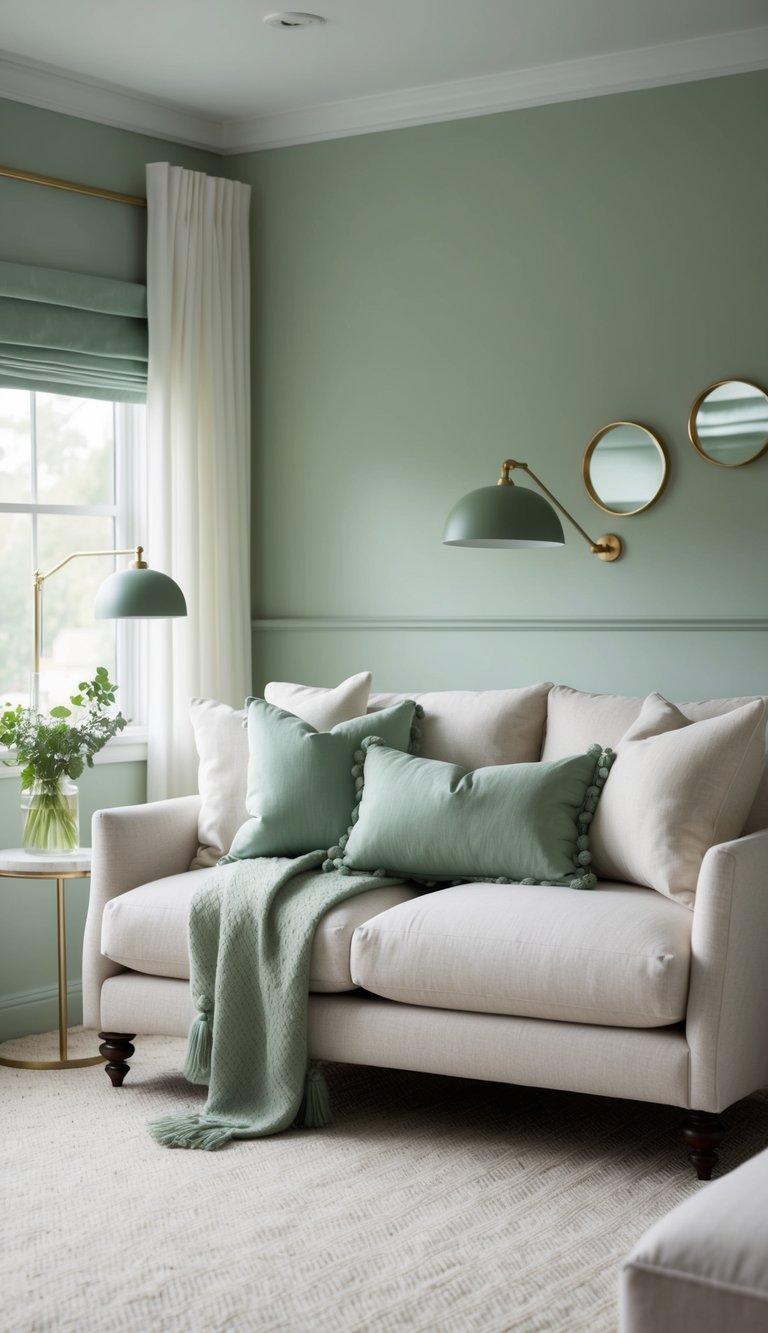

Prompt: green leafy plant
[
  {"left": 2, "top": 668, "right": 128, "bottom": 851},
  {"left": 1, "top": 667, "right": 128, "bottom": 790}
]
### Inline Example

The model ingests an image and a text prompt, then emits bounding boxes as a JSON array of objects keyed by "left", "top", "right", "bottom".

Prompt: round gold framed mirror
[
  {"left": 688, "top": 380, "right": 768, "bottom": 468},
  {"left": 583, "top": 422, "right": 668, "bottom": 516}
]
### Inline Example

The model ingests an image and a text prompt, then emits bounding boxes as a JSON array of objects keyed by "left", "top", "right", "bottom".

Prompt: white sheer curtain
[{"left": 145, "top": 162, "right": 252, "bottom": 799}]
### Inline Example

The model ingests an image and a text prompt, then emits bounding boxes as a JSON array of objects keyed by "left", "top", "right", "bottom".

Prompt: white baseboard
[{"left": 0, "top": 980, "right": 82, "bottom": 1043}]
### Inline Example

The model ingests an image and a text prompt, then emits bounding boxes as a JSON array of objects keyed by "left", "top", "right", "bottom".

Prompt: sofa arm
[
  {"left": 687, "top": 827, "right": 768, "bottom": 1111},
  {"left": 82, "top": 795, "right": 201, "bottom": 1029}
]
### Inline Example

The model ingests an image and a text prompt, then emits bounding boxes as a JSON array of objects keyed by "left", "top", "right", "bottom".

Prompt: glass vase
[{"left": 21, "top": 778, "right": 80, "bottom": 855}]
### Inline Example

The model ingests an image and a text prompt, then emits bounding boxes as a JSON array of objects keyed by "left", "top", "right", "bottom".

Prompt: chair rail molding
[{"left": 252, "top": 616, "right": 768, "bottom": 634}]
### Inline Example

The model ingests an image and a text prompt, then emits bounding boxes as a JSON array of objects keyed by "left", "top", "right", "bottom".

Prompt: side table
[{"left": 0, "top": 848, "right": 104, "bottom": 1070}]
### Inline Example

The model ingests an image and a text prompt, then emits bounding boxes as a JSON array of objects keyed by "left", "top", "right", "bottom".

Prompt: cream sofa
[{"left": 82, "top": 681, "right": 768, "bottom": 1180}]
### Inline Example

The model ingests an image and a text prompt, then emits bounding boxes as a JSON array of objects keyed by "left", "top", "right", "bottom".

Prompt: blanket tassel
[
  {"left": 183, "top": 1010, "right": 212, "bottom": 1085},
  {"left": 296, "top": 1064, "right": 332, "bottom": 1129},
  {"left": 148, "top": 1113, "right": 233, "bottom": 1151}
]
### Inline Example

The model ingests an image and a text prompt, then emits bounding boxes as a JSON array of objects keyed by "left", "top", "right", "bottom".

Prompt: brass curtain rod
[{"left": 0, "top": 163, "right": 146, "bottom": 208}]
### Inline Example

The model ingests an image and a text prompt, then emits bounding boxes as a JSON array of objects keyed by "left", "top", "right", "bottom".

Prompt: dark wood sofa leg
[
  {"left": 682, "top": 1111, "right": 725, "bottom": 1180},
  {"left": 99, "top": 1032, "right": 136, "bottom": 1087}
]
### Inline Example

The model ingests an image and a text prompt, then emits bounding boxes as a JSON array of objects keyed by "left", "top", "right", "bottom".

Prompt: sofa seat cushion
[
  {"left": 101, "top": 869, "right": 418, "bottom": 992},
  {"left": 350, "top": 881, "right": 693, "bottom": 1028}
]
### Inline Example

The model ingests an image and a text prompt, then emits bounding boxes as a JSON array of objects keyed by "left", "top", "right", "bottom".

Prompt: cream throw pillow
[
  {"left": 590, "top": 693, "right": 767, "bottom": 907},
  {"left": 190, "top": 673, "right": 372, "bottom": 868},
  {"left": 265, "top": 671, "right": 371, "bottom": 729}
]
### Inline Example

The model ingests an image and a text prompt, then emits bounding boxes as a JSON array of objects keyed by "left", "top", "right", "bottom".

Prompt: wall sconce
[{"left": 443, "top": 459, "right": 622, "bottom": 561}]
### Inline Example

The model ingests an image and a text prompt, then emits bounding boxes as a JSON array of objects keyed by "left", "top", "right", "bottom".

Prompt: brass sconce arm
[{"left": 498, "top": 460, "right": 622, "bottom": 562}]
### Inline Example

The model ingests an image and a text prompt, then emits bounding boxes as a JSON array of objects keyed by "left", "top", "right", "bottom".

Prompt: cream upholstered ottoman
[{"left": 620, "top": 1148, "right": 768, "bottom": 1331}]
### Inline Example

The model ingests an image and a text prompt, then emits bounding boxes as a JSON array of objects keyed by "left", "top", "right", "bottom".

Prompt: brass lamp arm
[
  {"left": 34, "top": 545, "right": 146, "bottom": 587},
  {"left": 499, "top": 460, "right": 621, "bottom": 561},
  {"left": 33, "top": 545, "right": 148, "bottom": 702}
]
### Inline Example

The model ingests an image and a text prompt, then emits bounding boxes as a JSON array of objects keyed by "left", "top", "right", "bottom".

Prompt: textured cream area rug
[{"left": 2, "top": 1029, "right": 768, "bottom": 1333}]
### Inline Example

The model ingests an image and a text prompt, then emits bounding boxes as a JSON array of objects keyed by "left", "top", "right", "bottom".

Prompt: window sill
[{"left": 0, "top": 727, "right": 148, "bottom": 778}]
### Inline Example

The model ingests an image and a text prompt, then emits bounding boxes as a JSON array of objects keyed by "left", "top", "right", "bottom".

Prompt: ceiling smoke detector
[{"left": 263, "top": 12, "right": 326, "bottom": 28}]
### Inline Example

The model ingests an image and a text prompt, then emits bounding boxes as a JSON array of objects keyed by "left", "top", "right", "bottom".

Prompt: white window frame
[{"left": 0, "top": 392, "right": 148, "bottom": 773}]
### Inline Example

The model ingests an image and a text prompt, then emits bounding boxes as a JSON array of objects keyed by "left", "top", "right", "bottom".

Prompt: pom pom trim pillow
[
  {"left": 223, "top": 697, "right": 419, "bottom": 862},
  {"left": 590, "top": 692, "right": 767, "bottom": 907},
  {"left": 328, "top": 738, "right": 614, "bottom": 889}
]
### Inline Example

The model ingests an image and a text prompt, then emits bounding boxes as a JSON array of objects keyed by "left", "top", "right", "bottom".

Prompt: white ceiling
[{"left": 1, "top": 0, "right": 767, "bottom": 152}]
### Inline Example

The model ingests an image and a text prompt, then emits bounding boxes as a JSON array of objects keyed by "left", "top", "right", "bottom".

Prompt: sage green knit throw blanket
[{"left": 149, "top": 851, "right": 396, "bottom": 1151}]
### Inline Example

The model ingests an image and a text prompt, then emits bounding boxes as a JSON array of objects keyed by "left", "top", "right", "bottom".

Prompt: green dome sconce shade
[{"left": 444, "top": 459, "right": 622, "bottom": 561}]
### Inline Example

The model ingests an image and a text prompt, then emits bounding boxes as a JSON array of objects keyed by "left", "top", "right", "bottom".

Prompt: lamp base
[{"left": 595, "top": 534, "right": 622, "bottom": 562}]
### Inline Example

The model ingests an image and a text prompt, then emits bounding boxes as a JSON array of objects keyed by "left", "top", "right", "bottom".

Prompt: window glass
[
  {"left": 0, "top": 389, "right": 144, "bottom": 717},
  {"left": 0, "top": 388, "right": 32, "bottom": 503},
  {"left": 36, "top": 394, "right": 114, "bottom": 506},
  {"left": 0, "top": 513, "right": 33, "bottom": 702}
]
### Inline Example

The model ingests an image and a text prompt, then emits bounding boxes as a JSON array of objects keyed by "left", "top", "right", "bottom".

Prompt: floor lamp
[{"left": 32, "top": 544, "right": 187, "bottom": 708}]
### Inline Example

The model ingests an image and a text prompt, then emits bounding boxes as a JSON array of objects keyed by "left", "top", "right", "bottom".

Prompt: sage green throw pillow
[
  {"left": 331, "top": 739, "right": 614, "bottom": 888},
  {"left": 223, "top": 698, "right": 418, "bottom": 862}
]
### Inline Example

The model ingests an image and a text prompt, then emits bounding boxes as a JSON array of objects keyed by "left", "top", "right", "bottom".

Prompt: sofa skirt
[{"left": 99, "top": 974, "right": 691, "bottom": 1109}]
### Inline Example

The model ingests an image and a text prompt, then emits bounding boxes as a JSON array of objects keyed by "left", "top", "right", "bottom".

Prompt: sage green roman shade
[{"left": 0, "top": 260, "right": 147, "bottom": 402}]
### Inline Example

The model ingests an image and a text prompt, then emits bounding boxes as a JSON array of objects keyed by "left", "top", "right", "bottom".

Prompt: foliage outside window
[{"left": 0, "top": 388, "right": 146, "bottom": 723}]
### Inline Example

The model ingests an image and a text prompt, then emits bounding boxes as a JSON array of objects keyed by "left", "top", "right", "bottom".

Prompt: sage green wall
[
  {"left": 0, "top": 99, "right": 221, "bottom": 1039},
  {"left": 231, "top": 71, "right": 768, "bottom": 698},
  {"left": 2, "top": 73, "right": 768, "bottom": 1040},
  {"left": 0, "top": 97, "right": 219, "bottom": 278}
]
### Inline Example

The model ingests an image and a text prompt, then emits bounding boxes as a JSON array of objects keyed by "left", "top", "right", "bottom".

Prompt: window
[{"left": 0, "top": 388, "right": 146, "bottom": 726}]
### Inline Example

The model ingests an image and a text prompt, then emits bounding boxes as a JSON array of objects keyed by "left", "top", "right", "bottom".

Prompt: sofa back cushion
[
  {"left": 190, "top": 673, "right": 372, "bottom": 868},
  {"left": 590, "top": 693, "right": 767, "bottom": 907},
  {"left": 368, "top": 682, "right": 552, "bottom": 770},
  {"left": 542, "top": 684, "right": 768, "bottom": 834}
]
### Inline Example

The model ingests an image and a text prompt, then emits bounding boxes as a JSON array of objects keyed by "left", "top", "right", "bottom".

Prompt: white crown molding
[
  {"left": 2, "top": 26, "right": 768, "bottom": 156},
  {"left": 223, "top": 26, "right": 768, "bottom": 153},
  {"left": 0, "top": 51, "right": 224, "bottom": 152}
]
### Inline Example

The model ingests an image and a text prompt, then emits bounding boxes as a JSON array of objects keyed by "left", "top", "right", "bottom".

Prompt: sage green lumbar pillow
[
  {"left": 331, "top": 739, "right": 614, "bottom": 888},
  {"left": 223, "top": 698, "right": 418, "bottom": 862}
]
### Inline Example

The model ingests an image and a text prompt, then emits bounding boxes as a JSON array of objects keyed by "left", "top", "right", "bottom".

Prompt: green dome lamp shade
[
  {"left": 94, "top": 550, "right": 187, "bottom": 619},
  {"left": 444, "top": 484, "right": 565, "bottom": 548},
  {"left": 443, "top": 459, "right": 622, "bottom": 561}
]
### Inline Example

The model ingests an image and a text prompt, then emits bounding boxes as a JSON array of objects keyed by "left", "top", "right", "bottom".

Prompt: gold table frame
[{"left": 0, "top": 852, "right": 104, "bottom": 1070}]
